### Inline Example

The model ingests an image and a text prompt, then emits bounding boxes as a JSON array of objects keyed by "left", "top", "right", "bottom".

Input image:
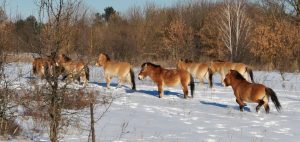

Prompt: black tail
[
  {"left": 130, "top": 68, "right": 136, "bottom": 90},
  {"left": 265, "top": 87, "right": 281, "bottom": 112},
  {"left": 84, "top": 65, "right": 90, "bottom": 81},
  {"left": 246, "top": 67, "right": 254, "bottom": 83},
  {"left": 190, "top": 74, "right": 195, "bottom": 98},
  {"left": 208, "top": 68, "right": 213, "bottom": 88},
  {"left": 32, "top": 63, "right": 37, "bottom": 75}
]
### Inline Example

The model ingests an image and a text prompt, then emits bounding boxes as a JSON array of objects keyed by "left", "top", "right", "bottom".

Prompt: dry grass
[{"left": 0, "top": 118, "right": 21, "bottom": 138}]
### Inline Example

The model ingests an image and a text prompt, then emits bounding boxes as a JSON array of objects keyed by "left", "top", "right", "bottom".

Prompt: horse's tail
[
  {"left": 265, "top": 87, "right": 281, "bottom": 112},
  {"left": 190, "top": 74, "right": 195, "bottom": 98},
  {"left": 84, "top": 65, "right": 90, "bottom": 81},
  {"left": 208, "top": 67, "right": 213, "bottom": 88},
  {"left": 246, "top": 67, "right": 254, "bottom": 83},
  {"left": 32, "top": 61, "right": 37, "bottom": 75},
  {"left": 130, "top": 68, "right": 136, "bottom": 90}
]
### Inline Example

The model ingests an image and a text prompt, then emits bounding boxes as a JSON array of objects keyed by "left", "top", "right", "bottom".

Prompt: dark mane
[
  {"left": 102, "top": 53, "right": 110, "bottom": 61},
  {"left": 141, "top": 62, "right": 161, "bottom": 68},
  {"left": 62, "top": 54, "right": 72, "bottom": 61},
  {"left": 213, "top": 59, "right": 226, "bottom": 62},
  {"left": 231, "top": 70, "right": 246, "bottom": 81},
  {"left": 184, "top": 59, "right": 193, "bottom": 63}
]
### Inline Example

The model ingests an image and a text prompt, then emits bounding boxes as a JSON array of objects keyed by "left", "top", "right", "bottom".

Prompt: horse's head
[
  {"left": 176, "top": 59, "right": 186, "bottom": 70},
  {"left": 224, "top": 71, "right": 232, "bottom": 86},
  {"left": 56, "top": 54, "right": 71, "bottom": 65},
  {"left": 96, "top": 53, "right": 110, "bottom": 66},
  {"left": 224, "top": 70, "right": 246, "bottom": 86},
  {"left": 138, "top": 62, "right": 160, "bottom": 80}
]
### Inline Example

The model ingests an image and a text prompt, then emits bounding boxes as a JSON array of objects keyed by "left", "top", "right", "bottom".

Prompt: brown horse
[
  {"left": 95, "top": 53, "right": 136, "bottom": 90},
  {"left": 56, "top": 54, "right": 89, "bottom": 86},
  {"left": 224, "top": 70, "right": 281, "bottom": 113},
  {"left": 177, "top": 59, "right": 213, "bottom": 88},
  {"left": 210, "top": 60, "right": 254, "bottom": 86},
  {"left": 32, "top": 57, "right": 57, "bottom": 79},
  {"left": 138, "top": 62, "right": 194, "bottom": 99}
]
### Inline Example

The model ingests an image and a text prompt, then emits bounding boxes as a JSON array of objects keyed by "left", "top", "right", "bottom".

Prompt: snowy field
[{"left": 2, "top": 62, "right": 300, "bottom": 142}]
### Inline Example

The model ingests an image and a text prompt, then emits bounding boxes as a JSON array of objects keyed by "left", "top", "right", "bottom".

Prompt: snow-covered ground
[{"left": 2, "top": 62, "right": 300, "bottom": 142}]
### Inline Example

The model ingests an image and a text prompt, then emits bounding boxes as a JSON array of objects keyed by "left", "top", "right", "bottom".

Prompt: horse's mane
[
  {"left": 184, "top": 59, "right": 193, "bottom": 63},
  {"left": 61, "top": 54, "right": 72, "bottom": 61},
  {"left": 231, "top": 70, "right": 246, "bottom": 81},
  {"left": 141, "top": 62, "right": 161, "bottom": 68},
  {"left": 102, "top": 53, "right": 111, "bottom": 61},
  {"left": 213, "top": 59, "right": 226, "bottom": 62}
]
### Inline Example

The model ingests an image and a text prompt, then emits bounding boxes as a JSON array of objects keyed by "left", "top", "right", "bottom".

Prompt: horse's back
[
  {"left": 184, "top": 62, "right": 208, "bottom": 76},
  {"left": 161, "top": 69, "right": 190, "bottom": 86},
  {"left": 63, "top": 60, "right": 85, "bottom": 72},
  {"left": 104, "top": 61, "right": 131, "bottom": 76},
  {"left": 232, "top": 63, "right": 247, "bottom": 73}
]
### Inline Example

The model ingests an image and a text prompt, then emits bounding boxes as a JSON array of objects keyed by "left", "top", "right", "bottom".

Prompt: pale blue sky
[{"left": 5, "top": 0, "right": 179, "bottom": 19}]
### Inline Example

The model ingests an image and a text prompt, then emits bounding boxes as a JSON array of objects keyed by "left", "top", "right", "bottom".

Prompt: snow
[{"left": 1, "top": 62, "right": 300, "bottom": 142}]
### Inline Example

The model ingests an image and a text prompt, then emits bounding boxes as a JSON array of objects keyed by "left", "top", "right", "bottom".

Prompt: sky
[{"left": 4, "top": 0, "right": 179, "bottom": 19}]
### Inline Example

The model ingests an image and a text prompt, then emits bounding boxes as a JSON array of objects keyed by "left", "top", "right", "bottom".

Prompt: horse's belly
[{"left": 164, "top": 79, "right": 180, "bottom": 86}]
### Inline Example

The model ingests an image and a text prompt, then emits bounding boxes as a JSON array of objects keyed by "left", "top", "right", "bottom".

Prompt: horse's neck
[
  {"left": 230, "top": 79, "right": 243, "bottom": 89},
  {"left": 102, "top": 60, "right": 114, "bottom": 69},
  {"left": 149, "top": 67, "right": 162, "bottom": 80}
]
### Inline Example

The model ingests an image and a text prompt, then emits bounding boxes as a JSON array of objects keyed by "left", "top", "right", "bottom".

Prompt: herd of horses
[{"left": 32, "top": 53, "right": 281, "bottom": 113}]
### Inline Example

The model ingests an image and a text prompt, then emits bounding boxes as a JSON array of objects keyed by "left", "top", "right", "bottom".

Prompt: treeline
[{"left": 0, "top": 0, "right": 300, "bottom": 71}]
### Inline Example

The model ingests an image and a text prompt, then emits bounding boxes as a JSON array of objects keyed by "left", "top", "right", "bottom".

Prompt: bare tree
[
  {"left": 217, "top": 0, "right": 251, "bottom": 61},
  {"left": 285, "top": 0, "right": 300, "bottom": 17},
  {"left": 37, "top": 0, "right": 83, "bottom": 142}
]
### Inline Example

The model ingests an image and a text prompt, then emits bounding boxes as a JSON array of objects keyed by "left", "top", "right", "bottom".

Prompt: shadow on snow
[{"left": 200, "top": 100, "right": 251, "bottom": 112}]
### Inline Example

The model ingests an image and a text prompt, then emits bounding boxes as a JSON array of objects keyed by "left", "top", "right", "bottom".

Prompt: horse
[
  {"left": 56, "top": 54, "right": 89, "bottom": 86},
  {"left": 177, "top": 59, "right": 213, "bottom": 88},
  {"left": 32, "top": 57, "right": 58, "bottom": 79},
  {"left": 138, "top": 62, "right": 194, "bottom": 99},
  {"left": 95, "top": 53, "right": 136, "bottom": 90},
  {"left": 210, "top": 60, "right": 254, "bottom": 86},
  {"left": 224, "top": 70, "right": 281, "bottom": 113}
]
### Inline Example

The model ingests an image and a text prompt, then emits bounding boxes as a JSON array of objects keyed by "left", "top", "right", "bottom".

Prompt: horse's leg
[
  {"left": 118, "top": 76, "right": 125, "bottom": 88},
  {"left": 256, "top": 100, "right": 264, "bottom": 112},
  {"left": 236, "top": 98, "right": 246, "bottom": 112},
  {"left": 157, "top": 83, "right": 164, "bottom": 98},
  {"left": 221, "top": 71, "right": 225, "bottom": 86},
  {"left": 82, "top": 72, "right": 87, "bottom": 86},
  {"left": 105, "top": 75, "right": 112, "bottom": 89},
  {"left": 182, "top": 85, "right": 188, "bottom": 99},
  {"left": 198, "top": 75, "right": 204, "bottom": 88},
  {"left": 264, "top": 103, "right": 270, "bottom": 114}
]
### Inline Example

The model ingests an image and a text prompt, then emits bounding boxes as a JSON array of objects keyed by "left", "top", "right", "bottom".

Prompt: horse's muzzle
[{"left": 138, "top": 75, "right": 143, "bottom": 80}]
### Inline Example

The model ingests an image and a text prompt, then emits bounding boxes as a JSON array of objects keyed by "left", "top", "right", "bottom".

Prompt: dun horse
[
  {"left": 177, "top": 59, "right": 213, "bottom": 88},
  {"left": 56, "top": 54, "right": 89, "bottom": 86},
  {"left": 224, "top": 70, "right": 281, "bottom": 113},
  {"left": 95, "top": 53, "right": 136, "bottom": 90},
  {"left": 138, "top": 62, "right": 194, "bottom": 99},
  {"left": 210, "top": 60, "right": 254, "bottom": 86},
  {"left": 32, "top": 57, "right": 58, "bottom": 79}
]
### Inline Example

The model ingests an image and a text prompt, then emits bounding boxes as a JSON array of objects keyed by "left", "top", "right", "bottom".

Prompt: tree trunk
[{"left": 49, "top": 83, "right": 60, "bottom": 142}]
